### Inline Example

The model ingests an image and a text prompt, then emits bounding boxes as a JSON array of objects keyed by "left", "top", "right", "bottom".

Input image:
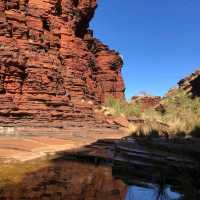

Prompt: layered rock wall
[
  {"left": 131, "top": 96, "right": 161, "bottom": 111},
  {"left": 178, "top": 69, "right": 200, "bottom": 97},
  {"left": 0, "top": 0, "right": 125, "bottom": 124}
]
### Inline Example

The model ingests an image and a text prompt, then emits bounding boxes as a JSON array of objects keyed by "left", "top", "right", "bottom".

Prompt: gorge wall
[
  {"left": 0, "top": 0, "right": 125, "bottom": 125},
  {"left": 178, "top": 69, "right": 200, "bottom": 98}
]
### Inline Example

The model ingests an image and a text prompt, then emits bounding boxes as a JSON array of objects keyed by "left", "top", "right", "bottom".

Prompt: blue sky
[{"left": 90, "top": 0, "right": 200, "bottom": 99}]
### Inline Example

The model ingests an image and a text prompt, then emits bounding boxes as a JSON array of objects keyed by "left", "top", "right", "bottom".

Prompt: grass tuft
[
  {"left": 104, "top": 90, "right": 200, "bottom": 136},
  {"left": 104, "top": 96, "right": 141, "bottom": 117}
]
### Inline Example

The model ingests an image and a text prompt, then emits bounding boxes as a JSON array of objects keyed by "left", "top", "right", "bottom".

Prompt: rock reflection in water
[
  {"left": 0, "top": 161, "right": 126, "bottom": 200},
  {"left": 1, "top": 136, "right": 200, "bottom": 200},
  {"left": 125, "top": 185, "right": 181, "bottom": 200}
]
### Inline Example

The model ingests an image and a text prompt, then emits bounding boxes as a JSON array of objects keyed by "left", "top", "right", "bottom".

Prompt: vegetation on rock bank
[{"left": 104, "top": 90, "right": 200, "bottom": 137}]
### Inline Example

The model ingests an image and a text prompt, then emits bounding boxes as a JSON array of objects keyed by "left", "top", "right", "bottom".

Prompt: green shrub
[
  {"left": 160, "top": 90, "right": 200, "bottom": 134},
  {"left": 139, "top": 90, "right": 200, "bottom": 135},
  {"left": 104, "top": 90, "right": 200, "bottom": 136},
  {"left": 104, "top": 96, "right": 142, "bottom": 117}
]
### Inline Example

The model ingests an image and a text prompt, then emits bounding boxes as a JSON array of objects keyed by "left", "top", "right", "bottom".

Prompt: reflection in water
[
  {"left": 0, "top": 161, "right": 127, "bottom": 200},
  {"left": 0, "top": 137, "right": 200, "bottom": 200},
  {"left": 125, "top": 185, "right": 182, "bottom": 200}
]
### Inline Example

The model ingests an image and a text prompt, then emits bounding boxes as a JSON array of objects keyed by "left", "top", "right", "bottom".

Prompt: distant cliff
[
  {"left": 131, "top": 95, "right": 161, "bottom": 111},
  {"left": 178, "top": 69, "right": 200, "bottom": 97}
]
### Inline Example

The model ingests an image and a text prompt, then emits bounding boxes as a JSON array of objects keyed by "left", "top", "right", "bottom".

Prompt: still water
[
  {"left": 0, "top": 159, "right": 197, "bottom": 200},
  {"left": 0, "top": 136, "right": 200, "bottom": 200},
  {"left": 125, "top": 185, "right": 182, "bottom": 200}
]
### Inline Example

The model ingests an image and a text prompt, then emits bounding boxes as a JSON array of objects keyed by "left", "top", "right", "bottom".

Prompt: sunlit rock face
[
  {"left": 131, "top": 95, "right": 161, "bottom": 111},
  {"left": 178, "top": 69, "right": 200, "bottom": 97},
  {"left": 0, "top": 0, "right": 125, "bottom": 124}
]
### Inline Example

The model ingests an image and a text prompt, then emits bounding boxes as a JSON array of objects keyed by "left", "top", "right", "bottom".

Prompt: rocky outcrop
[
  {"left": 178, "top": 69, "right": 200, "bottom": 97},
  {"left": 131, "top": 95, "right": 161, "bottom": 111},
  {"left": 0, "top": 0, "right": 125, "bottom": 125}
]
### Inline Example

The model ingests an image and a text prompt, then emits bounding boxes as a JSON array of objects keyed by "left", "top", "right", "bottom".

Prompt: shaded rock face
[
  {"left": 178, "top": 69, "right": 200, "bottom": 97},
  {"left": 0, "top": 0, "right": 125, "bottom": 124},
  {"left": 131, "top": 96, "right": 161, "bottom": 111}
]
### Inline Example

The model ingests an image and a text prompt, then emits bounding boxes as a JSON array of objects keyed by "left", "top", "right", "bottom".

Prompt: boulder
[{"left": 113, "top": 117, "right": 129, "bottom": 128}]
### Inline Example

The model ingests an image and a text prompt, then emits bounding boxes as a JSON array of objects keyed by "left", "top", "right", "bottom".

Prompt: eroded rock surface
[
  {"left": 131, "top": 95, "right": 161, "bottom": 110},
  {"left": 178, "top": 69, "right": 200, "bottom": 97},
  {"left": 0, "top": 0, "right": 125, "bottom": 125}
]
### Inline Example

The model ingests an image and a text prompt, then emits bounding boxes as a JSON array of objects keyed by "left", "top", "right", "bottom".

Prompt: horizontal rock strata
[
  {"left": 131, "top": 96, "right": 161, "bottom": 110},
  {"left": 0, "top": 0, "right": 125, "bottom": 125},
  {"left": 178, "top": 69, "right": 200, "bottom": 97}
]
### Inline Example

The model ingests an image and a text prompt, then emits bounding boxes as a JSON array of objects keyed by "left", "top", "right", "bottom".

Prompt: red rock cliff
[
  {"left": 131, "top": 95, "right": 161, "bottom": 111},
  {"left": 178, "top": 69, "right": 200, "bottom": 97},
  {"left": 0, "top": 0, "right": 125, "bottom": 124}
]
